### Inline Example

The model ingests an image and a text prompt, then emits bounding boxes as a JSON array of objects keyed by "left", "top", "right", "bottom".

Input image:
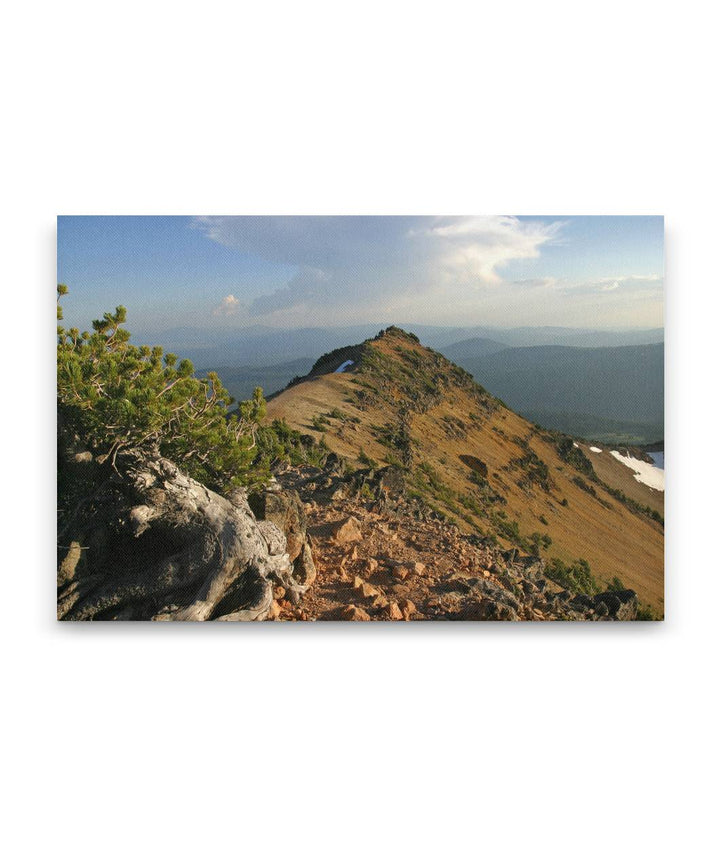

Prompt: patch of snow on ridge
[
  {"left": 610, "top": 451, "right": 665, "bottom": 492},
  {"left": 589, "top": 446, "right": 602, "bottom": 453}
]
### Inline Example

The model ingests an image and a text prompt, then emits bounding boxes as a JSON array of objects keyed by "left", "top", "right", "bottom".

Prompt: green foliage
[
  {"left": 441, "top": 415, "right": 468, "bottom": 440},
  {"left": 546, "top": 557, "right": 599, "bottom": 595},
  {"left": 555, "top": 436, "right": 598, "bottom": 480},
  {"left": 376, "top": 326, "right": 420, "bottom": 344},
  {"left": 511, "top": 449, "right": 553, "bottom": 492},
  {"left": 325, "top": 407, "right": 359, "bottom": 423},
  {"left": 603, "top": 484, "right": 664, "bottom": 527},
  {"left": 493, "top": 516, "right": 548, "bottom": 556},
  {"left": 493, "top": 515, "right": 523, "bottom": 546},
  {"left": 357, "top": 448, "right": 379, "bottom": 468},
  {"left": 373, "top": 403, "right": 414, "bottom": 466},
  {"left": 358, "top": 482, "right": 374, "bottom": 499},
  {"left": 356, "top": 330, "right": 495, "bottom": 417},
  {"left": 412, "top": 461, "right": 459, "bottom": 512},
  {"left": 636, "top": 603, "right": 659, "bottom": 620},
  {"left": 607, "top": 576, "right": 626, "bottom": 592},
  {"left": 254, "top": 419, "right": 330, "bottom": 470},
  {"left": 458, "top": 492, "right": 485, "bottom": 518},
  {"left": 572, "top": 475, "right": 597, "bottom": 497},
  {"left": 528, "top": 531, "right": 552, "bottom": 556},
  {"left": 468, "top": 470, "right": 506, "bottom": 507},
  {"left": 311, "top": 414, "right": 330, "bottom": 430},
  {"left": 57, "top": 288, "right": 301, "bottom": 491}
]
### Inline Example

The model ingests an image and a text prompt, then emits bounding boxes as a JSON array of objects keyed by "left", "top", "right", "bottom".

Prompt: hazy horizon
[
  {"left": 57, "top": 215, "right": 664, "bottom": 333},
  {"left": 130, "top": 320, "right": 665, "bottom": 335}
]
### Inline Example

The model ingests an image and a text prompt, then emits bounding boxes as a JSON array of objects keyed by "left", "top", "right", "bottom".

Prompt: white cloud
[
  {"left": 213, "top": 294, "right": 241, "bottom": 316},
  {"left": 553, "top": 273, "right": 664, "bottom": 297},
  {"left": 599, "top": 274, "right": 662, "bottom": 290},
  {"left": 248, "top": 267, "right": 330, "bottom": 317},
  {"left": 193, "top": 217, "right": 663, "bottom": 328},
  {"left": 418, "top": 216, "right": 562, "bottom": 286},
  {"left": 195, "top": 215, "right": 563, "bottom": 322},
  {"left": 510, "top": 277, "right": 558, "bottom": 290}
]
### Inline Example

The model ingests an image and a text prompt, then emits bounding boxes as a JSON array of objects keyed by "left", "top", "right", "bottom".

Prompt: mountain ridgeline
[
  {"left": 265, "top": 327, "right": 664, "bottom": 613},
  {"left": 202, "top": 326, "right": 664, "bottom": 446}
]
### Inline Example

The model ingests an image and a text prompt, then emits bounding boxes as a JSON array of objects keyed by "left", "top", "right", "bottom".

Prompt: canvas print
[{"left": 57, "top": 216, "right": 664, "bottom": 621}]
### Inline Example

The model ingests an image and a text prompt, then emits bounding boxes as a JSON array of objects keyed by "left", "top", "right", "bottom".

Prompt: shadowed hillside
[{"left": 435, "top": 341, "right": 664, "bottom": 444}]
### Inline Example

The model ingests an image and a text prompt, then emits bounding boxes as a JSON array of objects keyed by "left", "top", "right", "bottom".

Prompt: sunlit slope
[
  {"left": 581, "top": 443, "right": 664, "bottom": 516},
  {"left": 265, "top": 328, "right": 664, "bottom": 611}
]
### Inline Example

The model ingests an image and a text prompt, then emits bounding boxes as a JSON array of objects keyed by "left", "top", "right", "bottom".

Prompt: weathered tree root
[{"left": 57, "top": 449, "right": 313, "bottom": 621}]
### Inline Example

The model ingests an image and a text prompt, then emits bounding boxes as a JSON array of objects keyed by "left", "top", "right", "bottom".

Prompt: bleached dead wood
[{"left": 57, "top": 449, "right": 311, "bottom": 621}]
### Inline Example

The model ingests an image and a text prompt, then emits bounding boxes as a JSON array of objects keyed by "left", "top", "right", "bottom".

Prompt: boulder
[
  {"left": 385, "top": 601, "right": 403, "bottom": 620},
  {"left": 570, "top": 594, "right": 595, "bottom": 612},
  {"left": 330, "top": 516, "right": 363, "bottom": 545},
  {"left": 353, "top": 576, "right": 381, "bottom": 600},
  {"left": 249, "top": 488, "right": 307, "bottom": 561},
  {"left": 594, "top": 600, "right": 609, "bottom": 617},
  {"left": 398, "top": 598, "right": 417, "bottom": 621},
  {"left": 460, "top": 599, "right": 518, "bottom": 621},
  {"left": 293, "top": 541, "right": 317, "bottom": 587},
  {"left": 341, "top": 605, "right": 371, "bottom": 621},
  {"left": 592, "top": 590, "right": 638, "bottom": 621},
  {"left": 378, "top": 466, "right": 405, "bottom": 497}
]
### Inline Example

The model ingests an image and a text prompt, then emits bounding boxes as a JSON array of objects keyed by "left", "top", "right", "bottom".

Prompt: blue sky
[{"left": 57, "top": 215, "right": 664, "bottom": 332}]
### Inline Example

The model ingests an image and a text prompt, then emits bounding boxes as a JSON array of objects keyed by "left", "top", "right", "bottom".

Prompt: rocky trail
[
  {"left": 266, "top": 460, "right": 640, "bottom": 622},
  {"left": 57, "top": 447, "right": 640, "bottom": 621}
]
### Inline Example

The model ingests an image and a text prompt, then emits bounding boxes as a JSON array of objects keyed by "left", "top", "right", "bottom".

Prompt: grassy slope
[
  {"left": 265, "top": 330, "right": 664, "bottom": 612},
  {"left": 577, "top": 442, "right": 664, "bottom": 517}
]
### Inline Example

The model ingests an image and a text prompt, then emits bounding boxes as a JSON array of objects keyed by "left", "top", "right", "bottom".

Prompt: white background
[{"left": 2, "top": 1, "right": 718, "bottom": 854}]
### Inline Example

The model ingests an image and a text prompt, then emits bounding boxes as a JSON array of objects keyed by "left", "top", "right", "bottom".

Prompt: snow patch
[
  {"left": 589, "top": 446, "right": 602, "bottom": 453},
  {"left": 610, "top": 450, "right": 665, "bottom": 492},
  {"left": 572, "top": 442, "right": 579, "bottom": 448}
]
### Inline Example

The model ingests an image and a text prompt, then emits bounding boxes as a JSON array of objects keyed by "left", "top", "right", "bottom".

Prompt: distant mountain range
[
  {"left": 211, "top": 359, "right": 314, "bottom": 403},
  {"left": 435, "top": 341, "right": 664, "bottom": 444},
  {"left": 135, "top": 323, "right": 663, "bottom": 444},
  {"left": 133, "top": 323, "right": 664, "bottom": 369}
]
